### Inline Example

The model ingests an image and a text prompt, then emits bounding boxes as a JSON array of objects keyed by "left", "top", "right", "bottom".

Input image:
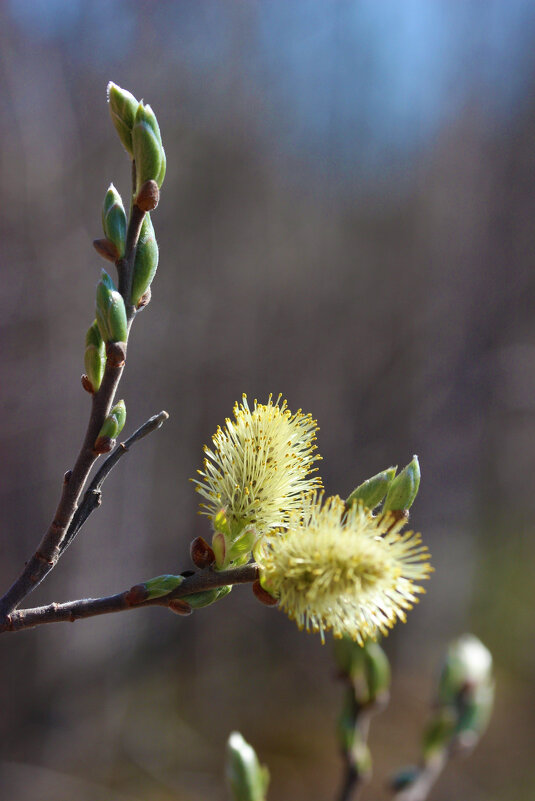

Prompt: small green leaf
[
  {"left": 346, "top": 467, "right": 397, "bottom": 510},
  {"left": 145, "top": 574, "right": 185, "bottom": 600}
]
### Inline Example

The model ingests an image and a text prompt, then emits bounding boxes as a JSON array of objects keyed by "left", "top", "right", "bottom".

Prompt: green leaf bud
[
  {"left": 226, "top": 732, "right": 270, "bottom": 801},
  {"left": 346, "top": 467, "right": 397, "bottom": 511},
  {"left": 132, "top": 102, "right": 166, "bottom": 195},
  {"left": 183, "top": 585, "right": 232, "bottom": 609},
  {"left": 95, "top": 271, "right": 128, "bottom": 343},
  {"left": 84, "top": 320, "right": 105, "bottom": 393},
  {"left": 98, "top": 399, "right": 127, "bottom": 441},
  {"left": 107, "top": 82, "right": 138, "bottom": 155},
  {"left": 131, "top": 213, "right": 159, "bottom": 307},
  {"left": 102, "top": 183, "right": 126, "bottom": 258},
  {"left": 382, "top": 455, "right": 420, "bottom": 512},
  {"left": 144, "top": 574, "right": 185, "bottom": 600}
]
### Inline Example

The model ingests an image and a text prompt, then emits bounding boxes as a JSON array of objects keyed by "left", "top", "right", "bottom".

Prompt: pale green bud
[
  {"left": 84, "top": 320, "right": 105, "bottom": 393},
  {"left": 95, "top": 271, "right": 128, "bottom": 343},
  {"left": 183, "top": 585, "right": 232, "bottom": 609},
  {"left": 144, "top": 574, "right": 185, "bottom": 600},
  {"left": 226, "top": 732, "right": 270, "bottom": 801},
  {"left": 424, "top": 635, "right": 494, "bottom": 758},
  {"left": 131, "top": 213, "right": 159, "bottom": 307},
  {"left": 98, "top": 399, "right": 127, "bottom": 440},
  {"left": 102, "top": 183, "right": 126, "bottom": 258},
  {"left": 132, "top": 103, "right": 166, "bottom": 195},
  {"left": 346, "top": 467, "right": 397, "bottom": 511},
  {"left": 107, "top": 82, "right": 138, "bottom": 155},
  {"left": 382, "top": 455, "right": 420, "bottom": 512}
]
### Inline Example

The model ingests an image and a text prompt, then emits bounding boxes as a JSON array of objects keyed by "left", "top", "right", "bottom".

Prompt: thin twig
[
  {"left": 1, "top": 564, "right": 259, "bottom": 633},
  {"left": 0, "top": 179, "right": 146, "bottom": 619},
  {"left": 336, "top": 693, "right": 388, "bottom": 801},
  {"left": 60, "top": 410, "right": 169, "bottom": 554},
  {"left": 392, "top": 753, "right": 447, "bottom": 801}
]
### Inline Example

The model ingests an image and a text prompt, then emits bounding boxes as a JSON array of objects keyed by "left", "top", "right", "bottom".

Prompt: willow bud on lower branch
[
  {"left": 94, "top": 400, "right": 126, "bottom": 453},
  {"left": 131, "top": 213, "right": 158, "bottom": 307},
  {"left": 96, "top": 270, "right": 128, "bottom": 343},
  {"left": 132, "top": 102, "right": 166, "bottom": 196},
  {"left": 107, "top": 81, "right": 138, "bottom": 156},
  {"left": 102, "top": 183, "right": 126, "bottom": 259},
  {"left": 83, "top": 320, "right": 105, "bottom": 393},
  {"left": 226, "top": 732, "right": 270, "bottom": 801}
]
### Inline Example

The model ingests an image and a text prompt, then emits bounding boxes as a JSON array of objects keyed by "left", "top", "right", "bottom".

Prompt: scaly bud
[
  {"left": 144, "top": 574, "right": 185, "bottom": 600},
  {"left": 83, "top": 320, "right": 105, "bottom": 393},
  {"left": 102, "top": 183, "right": 126, "bottom": 259},
  {"left": 97, "top": 399, "right": 126, "bottom": 442},
  {"left": 131, "top": 213, "right": 158, "bottom": 307},
  {"left": 135, "top": 179, "right": 160, "bottom": 212},
  {"left": 132, "top": 102, "right": 166, "bottom": 196},
  {"left": 107, "top": 82, "right": 138, "bottom": 155},
  {"left": 346, "top": 467, "right": 397, "bottom": 511},
  {"left": 226, "top": 732, "right": 270, "bottom": 801},
  {"left": 190, "top": 536, "right": 215, "bottom": 569},
  {"left": 382, "top": 455, "right": 420, "bottom": 513},
  {"left": 95, "top": 270, "right": 128, "bottom": 343}
]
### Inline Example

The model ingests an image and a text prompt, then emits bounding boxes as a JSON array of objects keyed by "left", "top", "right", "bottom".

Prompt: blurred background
[{"left": 1, "top": 1, "right": 534, "bottom": 799}]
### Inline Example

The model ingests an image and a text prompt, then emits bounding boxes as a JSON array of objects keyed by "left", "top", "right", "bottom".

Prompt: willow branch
[
  {"left": 1, "top": 564, "right": 259, "bottom": 634},
  {"left": 392, "top": 753, "right": 447, "bottom": 801},
  {"left": 0, "top": 177, "right": 146, "bottom": 619},
  {"left": 60, "top": 410, "right": 169, "bottom": 554},
  {"left": 336, "top": 691, "right": 388, "bottom": 801}
]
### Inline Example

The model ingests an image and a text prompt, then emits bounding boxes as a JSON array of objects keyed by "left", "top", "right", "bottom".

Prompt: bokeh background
[{"left": 1, "top": 1, "right": 535, "bottom": 799}]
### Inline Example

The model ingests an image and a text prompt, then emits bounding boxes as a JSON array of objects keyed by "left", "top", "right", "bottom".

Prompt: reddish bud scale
[
  {"left": 168, "top": 599, "right": 193, "bottom": 616},
  {"left": 93, "top": 238, "right": 119, "bottom": 263},
  {"left": 190, "top": 536, "right": 215, "bottom": 568},
  {"left": 81, "top": 374, "right": 94, "bottom": 394},
  {"left": 135, "top": 180, "right": 160, "bottom": 212}
]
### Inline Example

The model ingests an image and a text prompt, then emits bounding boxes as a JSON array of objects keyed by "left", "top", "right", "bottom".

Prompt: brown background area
[{"left": 1, "top": 3, "right": 534, "bottom": 799}]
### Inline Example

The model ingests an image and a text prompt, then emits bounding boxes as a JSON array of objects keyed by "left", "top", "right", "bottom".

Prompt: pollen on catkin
[
  {"left": 193, "top": 394, "right": 322, "bottom": 535},
  {"left": 254, "top": 494, "right": 432, "bottom": 644}
]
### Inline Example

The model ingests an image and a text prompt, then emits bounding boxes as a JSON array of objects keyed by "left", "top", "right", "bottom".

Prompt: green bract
[{"left": 131, "top": 213, "right": 159, "bottom": 306}]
